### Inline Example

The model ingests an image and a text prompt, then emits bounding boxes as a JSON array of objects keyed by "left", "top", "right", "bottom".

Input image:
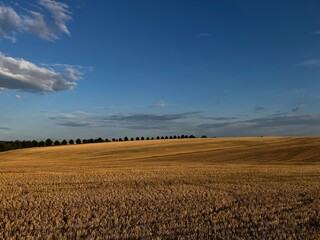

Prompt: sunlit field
[{"left": 0, "top": 137, "right": 319, "bottom": 239}]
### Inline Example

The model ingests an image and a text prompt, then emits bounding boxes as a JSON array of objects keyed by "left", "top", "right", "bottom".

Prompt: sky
[{"left": 0, "top": 0, "right": 320, "bottom": 141}]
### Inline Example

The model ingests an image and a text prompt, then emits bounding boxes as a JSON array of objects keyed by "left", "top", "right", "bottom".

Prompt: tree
[
  {"left": 136, "top": 137, "right": 140, "bottom": 141},
  {"left": 61, "top": 139, "right": 68, "bottom": 145},
  {"left": 32, "top": 140, "right": 39, "bottom": 147},
  {"left": 165, "top": 136, "right": 168, "bottom": 139},
  {"left": 119, "top": 138, "right": 123, "bottom": 142},
  {"left": 83, "top": 139, "right": 88, "bottom": 144},
  {"left": 76, "top": 139, "right": 82, "bottom": 144},
  {"left": 156, "top": 136, "right": 160, "bottom": 140},
  {"left": 161, "top": 136, "right": 164, "bottom": 139},
  {"left": 146, "top": 137, "right": 150, "bottom": 140},
  {"left": 169, "top": 136, "right": 173, "bottom": 139},
  {"left": 96, "top": 137, "right": 104, "bottom": 143},
  {"left": 54, "top": 140, "right": 60, "bottom": 146},
  {"left": 201, "top": 135, "right": 207, "bottom": 138},
  {"left": 124, "top": 136, "right": 129, "bottom": 141},
  {"left": 112, "top": 138, "right": 116, "bottom": 142},
  {"left": 130, "top": 137, "right": 134, "bottom": 141},
  {"left": 38, "top": 141, "right": 45, "bottom": 147},
  {"left": 69, "top": 139, "right": 74, "bottom": 145},
  {"left": 46, "top": 138, "right": 53, "bottom": 146},
  {"left": 141, "top": 137, "right": 145, "bottom": 140}
]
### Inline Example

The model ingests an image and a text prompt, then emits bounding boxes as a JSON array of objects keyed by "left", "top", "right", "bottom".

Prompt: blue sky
[{"left": 0, "top": 0, "right": 320, "bottom": 140}]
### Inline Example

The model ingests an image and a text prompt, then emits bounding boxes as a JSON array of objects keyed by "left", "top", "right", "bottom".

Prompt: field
[{"left": 0, "top": 137, "right": 319, "bottom": 239}]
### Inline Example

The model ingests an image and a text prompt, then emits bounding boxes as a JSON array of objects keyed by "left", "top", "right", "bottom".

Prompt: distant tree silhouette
[
  {"left": 83, "top": 139, "right": 88, "bottom": 144},
  {"left": 165, "top": 136, "right": 168, "bottom": 139},
  {"left": 151, "top": 137, "right": 154, "bottom": 140},
  {"left": 61, "top": 139, "right": 67, "bottom": 145},
  {"left": 201, "top": 135, "right": 207, "bottom": 138},
  {"left": 141, "top": 137, "right": 145, "bottom": 140},
  {"left": 136, "top": 137, "right": 140, "bottom": 141},
  {"left": 54, "top": 140, "right": 60, "bottom": 146},
  {"left": 105, "top": 138, "right": 111, "bottom": 142},
  {"left": 45, "top": 138, "right": 53, "bottom": 146},
  {"left": 112, "top": 138, "right": 116, "bottom": 142},
  {"left": 69, "top": 139, "right": 74, "bottom": 145},
  {"left": 76, "top": 139, "right": 82, "bottom": 144},
  {"left": 169, "top": 136, "right": 173, "bottom": 139},
  {"left": 96, "top": 137, "right": 104, "bottom": 143},
  {"left": 32, "top": 140, "right": 39, "bottom": 147},
  {"left": 161, "top": 136, "right": 164, "bottom": 139},
  {"left": 156, "top": 136, "right": 160, "bottom": 140},
  {"left": 173, "top": 135, "right": 177, "bottom": 139},
  {"left": 146, "top": 137, "right": 150, "bottom": 140},
  {"left": 124, "top": 136, "right": 129, "bottom": 141},
  {"left": 38, "top": 141, "right": 45, "bottom": 147},
  {"left": 119, "top": 138, "right": 123, "bottom": 142},
  {"left": 130, "top": 137, "right": 134, "bottom": 141}
]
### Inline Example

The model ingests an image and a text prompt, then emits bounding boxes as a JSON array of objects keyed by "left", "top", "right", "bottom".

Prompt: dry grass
[{"left": 0, "top": 137, "right": 319, "bottom": 239}]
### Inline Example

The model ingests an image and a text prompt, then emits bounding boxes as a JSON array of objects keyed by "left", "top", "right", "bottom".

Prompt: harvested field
[{"left": 0, "top": 137, "right": 319, "bottom": 239}]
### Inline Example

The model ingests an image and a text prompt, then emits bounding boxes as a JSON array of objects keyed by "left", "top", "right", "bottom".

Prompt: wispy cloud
[
  {"left": 0, "top": 52, "right": 88, "bottom": 92},
  {"left": 201, "top": 116, "right": 238, "bottom": 121},
  {"left": 46, "top": 111, "right": 200, "bottom": 128},
  {"left": 0, "top": 127, "right": 12, "bottom": 130},
  {"left": 199, "top": 114, "right": 320, "bottom": 132},
  {"left": 15, "top": 94, "right": 22, "bottom": 100},
  {"left": 148, "top": 100, "right": 175, "bottom": 108},
  {"left": 297, "top": 59, "right": 320, "bottom": 67},
  {"left": 254, "top": 106, "right": 265, "bottom": 111},
  {"left": 0, "top": 0, "right": 72, "bottom": 42},
  {"left": 0, "top": 5, "right": 22, "bottom": 42},
  {"left": 196, "top": 33, "right": 211, "bottom": 38},
  {"left": 38, "top": 0, "right": 72, "bottom": 37}
]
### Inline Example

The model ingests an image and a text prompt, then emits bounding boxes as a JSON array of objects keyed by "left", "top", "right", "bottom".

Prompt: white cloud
[
  {"left": 0, "top": 52, "right": 84, "bottom": 92},
  {"left": 297, "top": 59, "right": 320, "bottom": 67},
  {"left": 24, "top": 11, "right": 57, "bottom": 40},
  {"left": 15, "top": 94, "right": 21, "bottom": 100},
  {"left": 0, "top": 0, "right": 72, "bottom": 41},
  {"left": 0, "top": 5, "right": 23, "bottom": 42},
  {"left": 37, "top": 0, "right": 72, "bottom": 36}
]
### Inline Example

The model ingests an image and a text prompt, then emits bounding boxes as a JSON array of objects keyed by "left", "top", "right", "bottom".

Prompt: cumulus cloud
[
  {"left": 0, "top": 52, "right": 86, "bottom": 92},
  {"left": 0, "top": 0, "right": 72, "bottom": 41}
]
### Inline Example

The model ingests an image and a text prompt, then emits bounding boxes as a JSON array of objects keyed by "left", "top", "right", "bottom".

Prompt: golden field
[{"left": 0, "top": 137, "right": 319, "bottom": 239}]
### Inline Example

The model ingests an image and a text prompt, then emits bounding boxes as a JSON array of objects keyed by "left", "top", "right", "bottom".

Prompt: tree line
[{"left": 0, "top": 135, "right": 208, "bottom": 152}]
